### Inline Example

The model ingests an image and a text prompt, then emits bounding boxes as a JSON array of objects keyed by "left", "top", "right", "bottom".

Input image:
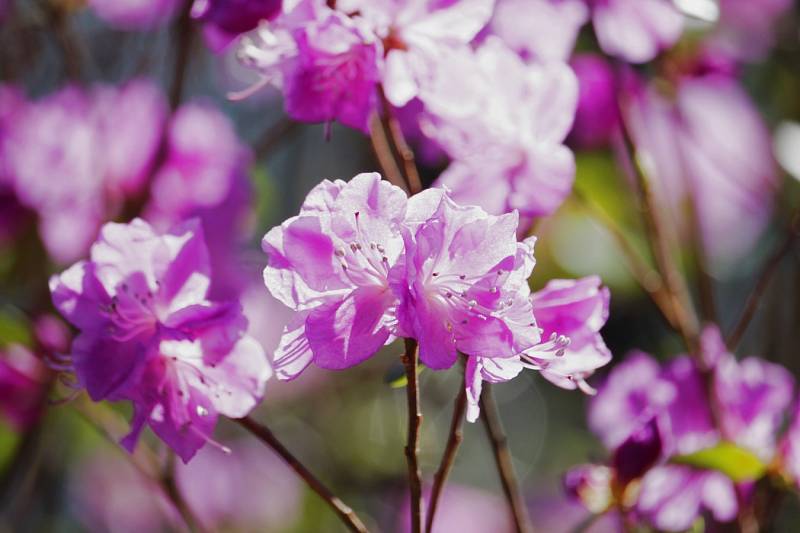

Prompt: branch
[
  {"left": 479, "top": 384, "right": 533, "bottom": 533},
  {"left": 169, "top": 1, "right": 195, "bottom": 110},
  {"left": 726, "top": 210, "right": 800, "bottom": 348},
  {"left": 379, "top": 90, "right": 423, "bottom": 195},
  {"left": 255, "top": 118, "right": 298, "bottom": 160},
  {"left": 369, "top": 113, "right": 408, "bottom": 193},
  {"left": 425, "top": 383, "right": 467, "bottom": 533},
  {"left": 236, "top": 416, "right": 368, "bottom": 533},
  {"left": 402, "top": 338, "right": 424, "bottom": 533}
]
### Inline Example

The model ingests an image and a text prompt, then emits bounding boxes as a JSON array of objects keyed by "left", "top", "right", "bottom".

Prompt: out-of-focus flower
[
  {"left": 564, "top": 464, "right": 613, "bottom": 513},
  {"left": 50, "top": 218, "right": 270, "bottom": 462},
  {"left": 397, "top": 188, "right": 539, "bottom": 371},
  {"left": 428, "top": 38, "right": 578, "bottom": 221},
  {"left": 71, "top": 450, "right": 178, "bottom": 533},
  {"left": 399, "top": 484, "right": 514, "bottom": 533},
  {"left": 144, "top": 102, "right": 253, "bottom": 298},
  {"left": 712, "top": 0, "right": 793, "bottom": 60},
  {"left": 263, "top": 173, "right": 406, "bottom": 379},
  {"left": 342, "top": 0, "right": 495, "bottom": 108},
  {"left": 88, "top": 0, "right": 182, "bottom": 30},
  {"left": 0, "top": 344, "right": 47, "bottom": 431},
  {"left": 779, "top": 402, "right": 800, "bottom": 488},
  {"left": 176, "top": 439, "right": 302, "bottom": 530},
  {"left": 238, "top": 1, "right": 381, "bottom": 132},
  {"left": 568, "top": 54, "right": 619, "bottom": 149},
  {"left": 4, "top": 80, "right": 167, "bottom": 263},
  {"left": 490, "top": 0, "right": 588, "bottom": 62},
  {"left": 626, "top": 72, "right": 778, "bottom": 273},
  {"left": 465, "top": 276, "right": 611, "bottom": 421},
  {"left": 192, "top": 0, "right": 282, "bottom": 51},
  {"left": 590, "top": 0, "right": 683, "bottom": 63}
]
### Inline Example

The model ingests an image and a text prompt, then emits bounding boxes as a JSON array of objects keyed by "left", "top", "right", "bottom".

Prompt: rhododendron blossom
[
  {"left": 465, "top": 276, "right": 611, "bottom": 421},
  {"left": 50, "top": 218, "right": 270, "bottom": 462}
]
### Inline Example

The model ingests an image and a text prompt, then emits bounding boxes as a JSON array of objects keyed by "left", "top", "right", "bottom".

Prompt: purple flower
[
  {"left": 396, "top": 188, "right": 539, "bottom": 372},
  {"left": 399, "top": 483, "right": 514, "bottom": 533},
  {"left": 590, "top": 0, "right": 683, "bottom": 63},
  {"left": 490, "top": 0, "right": 588, "bottom": 62},
  {"left": 50, "top": 218, "right": 270, "bottom": 462},
  {"left": 625, "top": 72, "right": 778, "bottom": 271},
  {"left": 0, "top": 345, "right": 47, "bottom": 431},
  {"left": 713, "top": 0, "right": 793, "bottom": 60},
  {"left": 612, "top": 417, "right": 662, "bottom": 487},
  {"left": 238, "top": 1, "right": 381, "bottom": 132},
  {"left": 344, "top": 0, "right": 495, "bottom": 107},
  {"left": 192, "top": 0, "right": 282, "bottom": 51},
  {"left": 89, "top": 0, "right": 181, "bottom": 29},
  {"left": 464, "top": 276, "right": 611, "bottom": 422},
  {"left": 263, "top": 173, "right": 406, "bottom": 379},
  {"left": 568, "top": 54, "right": 619, "bottom": 149},
  {"left": 563, "top": 464, "right": 613, "bottom": 513},
  {"left": 637, "top": 465, "right": 737, "bottom": 531},
  {"left": 428, "top": 38, "right": 578, "bottom": 220},
  {"left": 5, "top": 80, "right": 167, "bottom": 263}
]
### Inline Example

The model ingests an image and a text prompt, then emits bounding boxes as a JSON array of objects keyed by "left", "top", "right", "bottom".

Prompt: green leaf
[
  {"left": 672, "top": 441, "right": 767, "bottom": 482},
  {"left": 385, "top": 362, "right": 425, "bottom": 388}
]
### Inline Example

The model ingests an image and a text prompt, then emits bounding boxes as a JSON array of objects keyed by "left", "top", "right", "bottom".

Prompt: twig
[
  {"left": 255, "top": 118, "right": 298, "bottom": 160},
  {"left": 479, "top": 384, "right": 533, "bottom": 533},
  {"left": 726, "top": 211, "right": 800, "bottom": 348},
  {"left": 425, "top": 383, "right": 467, "bottom": 533},
  {"left": 402, "top": 338, "right": 424, "bottom": 533},
  {"left": 45, "top": 1, "right": 83, "bottom": 80},
  {"left": 169, "top": 1, "right": 195, "bottom": 109},
  {"left": 163, "top": 452, "right": 206, "bottom": 533},
  {"left": 369, "top": 113, "right": 408, "bottom": 192},
  {"left": 572, "top": 189, "right": 677, "bottom": 330},
  {"left": 379, "top": 90, "right": 423, "bottom": 195},
  {"left": 236, "top": 416, "right": 369, "bottom": 533}
]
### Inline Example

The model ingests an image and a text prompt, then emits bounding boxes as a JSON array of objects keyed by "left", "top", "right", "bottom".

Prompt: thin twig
[
  {"left": 727, "top": 210, "right": 800, "bottom": 348},
  {"left": 425, "top": 384, "right": 467, "bottom": 533},
  {"left": 379, "top": 90, "right": 423, "bottom": 195},
  {"left": 236, "top": 416, "right": 369, "bottom": 533},
  {"left": 255, "top": 118, "right": 298, "bottom": 160},
  {"left": 369, "top": 113, "right": 408, "bottom": 192},
  {"left": 402, "top": 338, "right": 424, "bottom": 533},
  {"left": 45, "top": 1, "right": 83, "bottom": 80},
  {"left": 163, "top": 452, "right": 206, "bottom": 533},
  {"left": 169, "top": 1, "right": 195, "bottom": 109},
  {"left": 479, "top": 384, "right": 533, "bottom": 533},
  {"left": 572, "top": 189, "right": 677, "bottom": 329}
]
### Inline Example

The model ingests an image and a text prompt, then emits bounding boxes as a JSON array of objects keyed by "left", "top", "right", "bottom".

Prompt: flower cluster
[
  {"left": 567, "top": 326, "right": 800, "bottom": 531},
  {"left": 263, "top": 172, "right": 611, "bottom": 416},
  {"left": 50, "top": 218, "right": 271, "bottom": 462}
]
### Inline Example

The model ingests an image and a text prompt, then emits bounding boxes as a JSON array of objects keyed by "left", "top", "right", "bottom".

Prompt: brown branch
[
  {"left": 236, "top": 416, "right": 368, "bottom": 533},
  {"left": 369, "top": 113, "right": 408, "bottom": 192},
  {"left": 572, "top": 189, "right": 677, "bottom": 330},
  {"left": 163, "top": 452, "right": 207, "bottom": 533},
  {"left": 169, "top": 1, "right": 195, "bottom": 110},
  {"left": 402, "top": 338, "right": 424, "bottom": 533},
  {"left": 726, "top": 210, "right": 800, "bottom": 349},
  {"left": 255, "top": 118, "right": 298, "bottom": 160},
  {"left": 379, "top": 90, "right": 423, "bottom": 195},
  {"left": 479, "top": 384, "right": 533, "bottom": 533},
  {"left": 425, "top": 383, "right": 467, "bottom": 533}
]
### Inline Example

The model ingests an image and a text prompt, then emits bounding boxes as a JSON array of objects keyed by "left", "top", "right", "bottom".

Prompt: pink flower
[
  {"left": 192, "top": 0, "right": 282, "bottom": 51},
  {"left": 428, "top": 38, "right": 578, "bottom": 220},
  {"left": 590, "top": 0, "right": 683, "bottom": 63},
  {"left": 343, "top": 0, "right": 495, "bottom": 107},
  {"left": 5, "top": 80, "right": 167, "bottom": 263},
  {"left": 465, "top": 276, "right": 611, "bottom": 421},
  {"left": 396, "top": 188, "right": 539, "bottom": 371},
  {"left": 568, "top": 53, "right": 619, "bottom": 149},
  {"left": 50, "top": 218, "right": 270, "bottom": 462},
  {"left": 625, "top": 72, "right": 779, "bottom": 272},
  {"left": 0, "top": 344, "right": 47, "bottom": 431},
  {"left": 89, "top": 0, "right": 181, "bottom": 30},
  {"left": 262, "top": 173, "right": 406, "bottom": 379},
  {"left": 490, "top": 0, "right": 588, "bottom": 62},
  {"left": 238, "top": 1, "right": 381, "bottom": 132}
]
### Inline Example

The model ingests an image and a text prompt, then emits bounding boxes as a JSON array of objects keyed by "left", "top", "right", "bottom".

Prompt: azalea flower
[{"left": 50, "top": 218, "right": 270, "bottom": 462}]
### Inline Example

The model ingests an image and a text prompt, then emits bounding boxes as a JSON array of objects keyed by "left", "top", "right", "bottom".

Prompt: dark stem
[
  {"left": 369, "top": 113, "right": 408, "bottom": 193},
  {"left": 402, "top": 338, "right": 424, "bottom": 533},
  {"left": 255, "top": 118, "right": 299, "bottom": 160},
  {"left": 236, "top": 416, "right": 369, "bottom": 533},
  {"left": 726, "top": 210, "right": 800, "bottom": 348},
  {"left": 425, "top": 383, "right": 467, "bottom": 533},
  {"left": 572, "top": 189, "right": 677, "bottom": 330},
  {"left": 379, "top": 90, "right": 423, "bottom": 195},
  {"left": 45, "top": 1, "right": 83, "bottom": 80},
  {"left": 163, "top": 452, "right": 206, "bottom": 533},
  {"left": 169, "top": 1, "right": 195, "bottom": 110},
  {"left": 479, "top": 384, "right": 533, "bottom": 533}
]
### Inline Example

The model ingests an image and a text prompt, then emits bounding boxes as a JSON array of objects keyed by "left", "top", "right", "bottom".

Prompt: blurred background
[{"left": 1, "top": 0, "right": 800, "bottom": 531}]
